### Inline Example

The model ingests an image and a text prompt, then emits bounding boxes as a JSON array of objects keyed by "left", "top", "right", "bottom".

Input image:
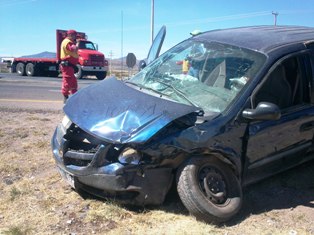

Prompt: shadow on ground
[
  {"left": 162, "top": 159, "right": 314, "bottom": 225},
  {"left": 72, "top": 159, "right": 314, "bottom": 225}
]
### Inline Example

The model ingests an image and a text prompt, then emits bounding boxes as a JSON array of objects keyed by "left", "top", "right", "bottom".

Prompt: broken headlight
[
  {"left": 118, "top": 148, "right": 141, "bottom": 165},
  {"left": 61, "top": 115, "right": 72, "bottom": 130}
]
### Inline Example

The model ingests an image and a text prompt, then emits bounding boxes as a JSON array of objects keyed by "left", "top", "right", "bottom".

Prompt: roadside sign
[{"left": 126, "top": 53, "right": 136, "bottom": 68}]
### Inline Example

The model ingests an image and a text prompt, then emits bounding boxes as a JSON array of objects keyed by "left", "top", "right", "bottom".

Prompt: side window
[
  {"left": 254, "top": 55, "right": 311, "bottom": 110},
  {"left": 309, "top": 50, "right": 314, "bottom": 103}
]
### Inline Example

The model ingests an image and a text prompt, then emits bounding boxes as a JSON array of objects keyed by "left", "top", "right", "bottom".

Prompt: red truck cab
[
  {"left": 56, "top": 30, "right": 108, "bottom": 80},
  {"left": 11, "top": 29, "right": 108, "bottom": 80}
]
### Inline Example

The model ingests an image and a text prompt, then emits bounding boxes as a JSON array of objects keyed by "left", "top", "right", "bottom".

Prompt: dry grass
[{"left": 0, "top": 107, "right": 314, "bottom": 234}]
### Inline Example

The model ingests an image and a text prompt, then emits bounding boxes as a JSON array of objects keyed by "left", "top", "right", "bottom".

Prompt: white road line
[{"left": 0, "top": 98, "right": 62, "bottom": 103}]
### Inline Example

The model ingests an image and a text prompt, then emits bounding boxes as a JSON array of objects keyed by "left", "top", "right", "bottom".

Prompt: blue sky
[{"left": 1, "top": 0, "right": 314, "bottom": 60}]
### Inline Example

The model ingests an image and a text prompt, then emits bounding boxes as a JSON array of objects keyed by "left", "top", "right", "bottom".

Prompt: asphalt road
[{"left": 0, "top": 73, "right": 99, "bottom": 111}]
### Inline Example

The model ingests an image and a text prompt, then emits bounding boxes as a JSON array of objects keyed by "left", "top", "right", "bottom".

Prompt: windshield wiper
[
  {"left": 125, "top": 80, "right": 165, "bottom": 97},
  {"left": 157, "top": 80, "right": 202, "bottom": 109},
  {"left": 125, "top": 80, "right": 145, "bottom": 88},
  {"left": 126, "top": 80, "right": 204, "bottom": 116}
]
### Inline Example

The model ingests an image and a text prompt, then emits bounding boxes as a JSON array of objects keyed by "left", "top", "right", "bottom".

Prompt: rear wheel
[
  {"left": 16, "top": 63, "right": 25, "bottom": 76},
  {"left": 26, "top": 63, "right": 37, "bottom": 76},
  {"left": 176, "top": 157, "right": 242, "bottom": 224}
]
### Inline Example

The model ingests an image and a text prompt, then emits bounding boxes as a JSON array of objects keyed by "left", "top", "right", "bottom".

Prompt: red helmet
[{"left": 67, "top": 29, "right": 77, "bottom": 35}]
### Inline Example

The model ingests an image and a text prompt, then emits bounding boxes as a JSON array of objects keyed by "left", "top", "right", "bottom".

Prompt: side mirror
[
  {"left": 242, "top": 102, "right": 281, "bottom": 121},
  {"left": 94, "top": 43, "right": 98, "bottom": 51},
  {"left": 138, "top": 60, "right": 147, "bottom": 71}
]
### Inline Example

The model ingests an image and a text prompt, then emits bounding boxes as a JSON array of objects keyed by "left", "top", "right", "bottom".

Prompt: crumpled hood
[{"left": 64, "top": 77, "right": 199, "bottom": 143}]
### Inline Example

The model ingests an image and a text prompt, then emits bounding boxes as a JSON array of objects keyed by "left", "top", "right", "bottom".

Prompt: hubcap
[{"left": 199, "top": 166, "right": 227, "bottom": 204}]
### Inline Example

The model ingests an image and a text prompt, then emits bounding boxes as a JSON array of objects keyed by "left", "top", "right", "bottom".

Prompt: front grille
[
  {"left": 64, "top": 149, "right": 94, "bottom": 166},
  {"left": 62, "top": 125, "right": 103, "bottom": 167},
  {"left": 90, "top": 54, "right": 104, "bottom": 66},
  {"left": 62, "top": 124, "right": 120, "bottom": 167}
]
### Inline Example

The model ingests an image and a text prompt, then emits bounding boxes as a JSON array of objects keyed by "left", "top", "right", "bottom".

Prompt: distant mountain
[{"left": 21, "top": 51, "right": 56, "bottom": 58}]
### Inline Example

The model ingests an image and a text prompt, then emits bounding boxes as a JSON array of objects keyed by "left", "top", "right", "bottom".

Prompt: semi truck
[{"left": 11, "top": 29, "right": 109, "bottom": 80}]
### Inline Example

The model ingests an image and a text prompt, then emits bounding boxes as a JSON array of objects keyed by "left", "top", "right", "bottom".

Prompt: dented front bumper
[{"left": 51, "top": 124, "right": 173, "bottom": 206}]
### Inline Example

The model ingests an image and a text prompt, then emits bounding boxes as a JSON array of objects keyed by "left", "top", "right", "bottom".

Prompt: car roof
[{"left": 197, "top": 25, "right": 314, "bottom": 53}]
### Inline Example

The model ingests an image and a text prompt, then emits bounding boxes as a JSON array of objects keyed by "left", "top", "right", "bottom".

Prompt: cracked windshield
[{"left": 129, "top": 40, "right": 266, "bottom": 114}]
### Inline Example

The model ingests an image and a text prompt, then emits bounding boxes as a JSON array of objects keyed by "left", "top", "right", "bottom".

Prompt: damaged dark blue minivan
[{"left": 52, "top": 25, "right": 314, "bottom": 223}]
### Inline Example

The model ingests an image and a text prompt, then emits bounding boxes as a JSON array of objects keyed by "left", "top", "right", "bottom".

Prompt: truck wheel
[
  {"left": 176, "top": 156, "right": 242, "bottom": 224},
  {"left": 16, "top": 63, "right": 25, "bottom": 76},
  {"left": 26, "top": 63, "right": 37, "bottom": 76},
  {"left": 74, "top": 65, "right": 83, "bottom": 79},
  {"left": 96, "top": 71, "right": 107, "bottom": 80}
]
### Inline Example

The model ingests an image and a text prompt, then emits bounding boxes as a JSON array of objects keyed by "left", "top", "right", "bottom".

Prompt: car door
[
  {"left": 139, "top": 26, "right": 166, "bottom": 70},
  {"left": 146, "top": 25, "right": 166, "bottom": 65},
  {"left": 243, "top": 53, "right": 314, "bottom": 185}
]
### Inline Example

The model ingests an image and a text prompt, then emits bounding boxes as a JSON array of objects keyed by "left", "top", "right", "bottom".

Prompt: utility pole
[
  {"left": 151, "top": 0, "right": 154, "bottom": 44},
  {"left": 272, "top": 11, "right": 279, "bottom": 26},
  {"left": 121, "top": 10, "right": 124, "bottom": 79},
  {"left": 108, "top": 50, "right": 113, "bottom": 76}
]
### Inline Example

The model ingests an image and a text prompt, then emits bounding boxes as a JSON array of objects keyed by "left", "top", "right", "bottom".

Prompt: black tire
[
  {"left": 25, "top": 63, "right": 37, "bottom": 76},
  {"left": 96, "top": 71, "right": 107, "bottom": 80},
  {"left": 74, "top": 64, "right": 83, "bottom": 79},
  {"left": 176, "top": 156, "right": 242, "bottom": 224},
  {"left": 16, "top": 63, "right": 25, "bottom": 76}
]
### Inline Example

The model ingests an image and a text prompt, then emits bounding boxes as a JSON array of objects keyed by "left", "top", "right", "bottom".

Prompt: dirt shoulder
[{"left": 0, "top": 107, "right": 314, "bottom": 234}]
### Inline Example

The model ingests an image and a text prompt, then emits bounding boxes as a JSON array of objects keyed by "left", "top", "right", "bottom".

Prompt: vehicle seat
[
  {"left": 255, "top": 64, "right": 292, "bottom": 109},
  {"left": 202, "top": 60, "right": 226, "bottom": 87}
]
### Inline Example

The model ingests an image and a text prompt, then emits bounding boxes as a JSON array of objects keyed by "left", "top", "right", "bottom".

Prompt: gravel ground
[{"left": 0, "top": 107, "right": 314, "bottom": 234}]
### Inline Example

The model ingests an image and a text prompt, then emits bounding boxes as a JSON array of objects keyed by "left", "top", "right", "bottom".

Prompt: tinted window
[
  {"left": 254, "top": 55, "right": 311, "bottom": 109},
  {"left": 78, "top": 41, "right": 96, "bottom": 50},
  {"left": 308, "top": 49, "right": 314, "bottom": 103}
]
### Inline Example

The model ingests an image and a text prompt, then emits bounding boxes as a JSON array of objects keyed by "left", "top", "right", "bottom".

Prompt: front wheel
[
  {"left": 96, "top": 71, "right": 107, "bottom": 80},
  {"left": 176, "top": 157, "right": 242, "bottom": 224},
  {"left": 74, "top": 65, "right": 83, "bottom": 79}
]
